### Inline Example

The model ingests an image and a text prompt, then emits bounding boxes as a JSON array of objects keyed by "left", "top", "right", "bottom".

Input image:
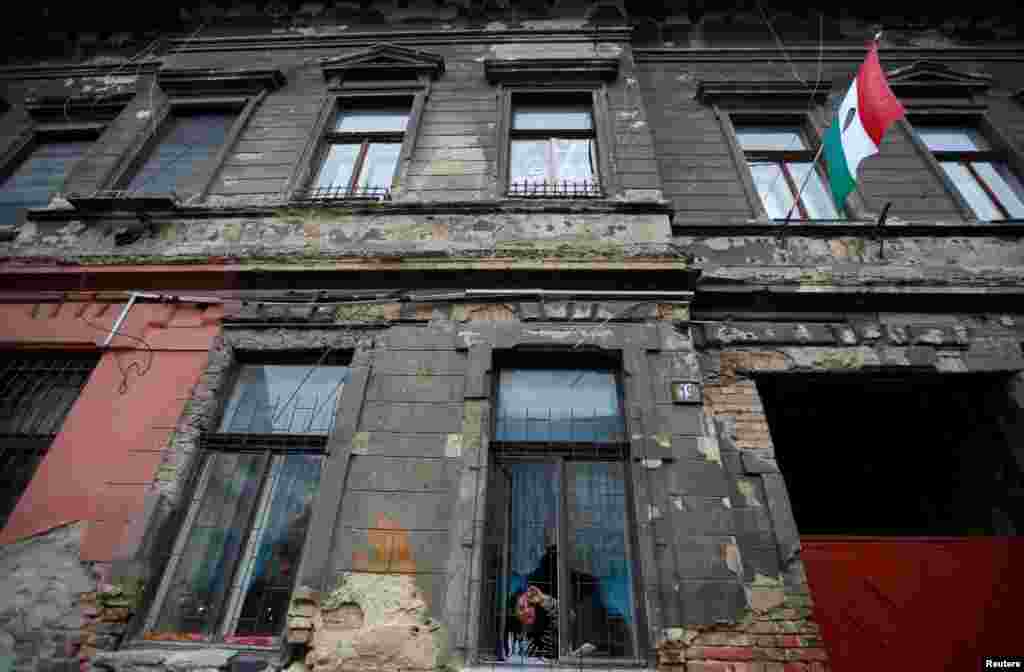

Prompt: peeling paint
[
  {"left": 671, "top": 496, "right": 683, "bottom": 510},
  {"left": 736, "top": 479, "right": 762, "bottom": 508},
  {"left": 445, "top": 434, "right": 462, "bottom": 458},
  {"left": 723, "top": 539, "right": 743, "bottom": 576},
  {"left": 722, "top": 497, "right": 732, "bottom": 509},
  {"left": 642, "top": 458, "right": 662, "bottom": 469},
  {"left": 696, "top": 437, "right": 721, "bottom": 465},
  {"left": 351, "top": 432, "right": 370, "bottom": 455},
  {"left": 654, "top": 432, "right": 671, "bottom": 449},
  {"left": 813, "top": 350, "right": 864, "bottom": 370}
]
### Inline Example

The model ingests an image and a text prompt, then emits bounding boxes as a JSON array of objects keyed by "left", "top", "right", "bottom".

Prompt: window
[
  {"left": 734, "top": 124, "right": 840, "bottom": 220},
  {"left": 117, "top": 110, "right": 238, "bottom": 195},
  {"left": 0, "top": 138, "right": 93, "bottom": 226},
  {"left": 480, "top": 362, "right": 639, "bottom": 663},
  {"left": 144, "top": 355, "right": 350, "bottom": 645},
  {"left": 916, "top": 126, "right": 1024, "bottom": 221},
  {"left": 507, "top": 98, "right": 602, "bottom": 198},
  {"left": 307, "top": 101, "right": 410, "bottom": 200},
  {"left": 0, "top": 352, "right": 98, "bottom": 529}
]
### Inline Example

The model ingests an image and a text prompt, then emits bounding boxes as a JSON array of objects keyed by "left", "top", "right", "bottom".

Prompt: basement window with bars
[
  {"left": 0, "top": 352, "right": 98, "bottom": 529},
  {"left": 143, "top": 353, "right": 351, "bottom": 646},
  {"left": 480, "top": 356, "right": 640, "bottom": 664}
]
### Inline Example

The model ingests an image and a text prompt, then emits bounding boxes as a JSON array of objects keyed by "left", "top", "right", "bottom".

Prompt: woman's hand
[{"left": 526, "top": 585, "right": 546, "bottom": 605}]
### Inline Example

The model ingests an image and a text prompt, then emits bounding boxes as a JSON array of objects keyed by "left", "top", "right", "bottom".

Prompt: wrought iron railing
[
  {"left": 507, "top": 179, "right": 603, "bottom": 198},
  {"left": 292, "top": 185, "right": 392, "bottom": 202}
]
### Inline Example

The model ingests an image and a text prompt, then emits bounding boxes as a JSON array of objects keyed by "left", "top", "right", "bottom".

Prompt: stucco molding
[
  {"left": 484, "top": 56, "right": 620, "bottom": 84},
  {"left": 885, "top": 60, "right": 993, "bottom": 96},
  {"left": 319, "top": 43, "right": 445, "bottom": 85},
  {"left": 156, "top": 67, "right": 286, "bottom": 96}
]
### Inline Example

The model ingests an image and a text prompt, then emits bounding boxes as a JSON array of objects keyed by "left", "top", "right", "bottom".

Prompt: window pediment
[
  {"left": 156, "top": 67, "right": 286, "bottom": 97},
  {"left": 25, "top": 91, "right": 134, "bottom": 123},
  {"left": 320, "top": 44, "right": 445, "bottom": 88},
  {"left": 885, "top": 60, "right": 992, "bottom": 97}
]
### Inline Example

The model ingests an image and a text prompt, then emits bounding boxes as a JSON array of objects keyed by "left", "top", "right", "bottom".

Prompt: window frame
[
  {"left": 719, "top": 109, "right": 860, "bottom": 222},
  {"left": 904, "top": 112, "right": 1024, "bottom": 222},
  {"left": 297, "top": 92, "right": 424, "bottom": 202},
  {"left": 480, "top": 352, "right": 645, "bottom": 665},
  {"left": 497, "top": 84, "right": 616, "bottom": 200},
  {"left": 141, "top": 350, "right": 352, "bottom": 648},
  {"left": 107, "top": 94, "right": 260, "bottom": 201}
]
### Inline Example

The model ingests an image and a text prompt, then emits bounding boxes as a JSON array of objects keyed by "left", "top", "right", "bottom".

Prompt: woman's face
[{"left": 516, "top": 592, "right": 536, "bottom": 627}]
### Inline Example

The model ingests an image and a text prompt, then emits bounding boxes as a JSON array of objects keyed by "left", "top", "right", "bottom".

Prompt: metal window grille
[
  {"left": 0, "top": 352, "right": 99, "bottom": 528},
  {"left": 481, "top": 367, "right": 640, "bottom": 665},
  {"left": 507, "top": 179, "right": 603, "bottom": 199},
  {"left": 292, "top": 184, "right": 392, "bottom": 202}
]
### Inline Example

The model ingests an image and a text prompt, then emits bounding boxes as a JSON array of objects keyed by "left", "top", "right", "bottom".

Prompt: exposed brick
[{"left": 690, "top": 646, "right": 756, "bottom": 661}]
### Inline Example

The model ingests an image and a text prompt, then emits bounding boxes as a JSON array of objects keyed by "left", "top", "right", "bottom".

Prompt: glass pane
[
  {"left": 567, "top": 462, "right": 633, "bottom": 658},
  {"left": 315, "top": 144, "right": 360, "bottom": 190},
  {"left": 510, "top": 140, "right": 550, "bottom": 184},
  {"left": 749, "top": 162, "right": 795, "bottom": 219},
  {"left": 151, "top": 453, "right": 267, "bottom": 640},
  {"left": 788, "top": 162, "right": 840, "bottom": 219},
  {"left": 552, "top": 139, "right": 595, "bottom": 182},
  {"left": 736, "top": 126, "right": 806, "bottom": 151},
  {"left": 939, "top": 162, "right": 1003, "bottom": 221},
  {"left": 504, "top": 462, "right": 561, "bottom": 660},
  {"left": 496, "top": 369, "right": 624, "bottom": 443},
  {"left": 513, "top": 105, "right": 592, "bottom": 131},
  {"left": 917, "top": 127, "right": 988, "bottom": 152},
  {"left": 971, "top": 162, "right": 1024, "bottom": 219},
  {"left": 355, "top": 142, "right": 402, "bottom": 191},
  {"left": 0, "top": 140, "right": 92, "bottom": 226},
  {"left": 335, "top": 108, "right": 409, "bottom": 132},
  {"left": 231, "top": 454, "right": 323, "bottom": 637},
  {"left": 126, "top": 112, "right": 236, "bottom": 193},
  {"left": 219, "top": 365, "right": 350, "bottom": 435}
]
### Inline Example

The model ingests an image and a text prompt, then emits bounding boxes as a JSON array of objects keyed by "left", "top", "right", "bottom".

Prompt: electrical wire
[{"left": 76, "top": 310, "right": 155, "bottom": 394}]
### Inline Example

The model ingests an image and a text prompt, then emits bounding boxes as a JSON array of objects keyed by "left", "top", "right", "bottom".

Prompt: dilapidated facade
[{"left": 1, "top": 3, "right": 1023, "bottom": 672}]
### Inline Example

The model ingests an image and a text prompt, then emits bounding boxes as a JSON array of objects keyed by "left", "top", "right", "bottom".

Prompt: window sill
[
  {"left": 65, "top": 191, "right": 179, "bottom": 212},
  {"left": 468, "top": 660, "right": 650, "bottom": 671},
  {"left": 291, "top": 186, "right": 392, "bottom": 203}
]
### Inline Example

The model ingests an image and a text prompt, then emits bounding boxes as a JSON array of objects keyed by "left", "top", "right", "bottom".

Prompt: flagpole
[{"left": 782, "top": 31, "right": 883, "bottom": 224}]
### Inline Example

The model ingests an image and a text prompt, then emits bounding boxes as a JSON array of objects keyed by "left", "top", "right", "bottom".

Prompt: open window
[
  {"left": 142, "top": 352, "right": 350, "bottom": 646},
  {"left": 480, "top": 353, "right": 640, "bottom": 663}
]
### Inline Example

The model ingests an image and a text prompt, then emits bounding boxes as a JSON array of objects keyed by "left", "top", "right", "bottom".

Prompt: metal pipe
[{"left": 101, "top": 291, "right": 139, "bottom": 347}]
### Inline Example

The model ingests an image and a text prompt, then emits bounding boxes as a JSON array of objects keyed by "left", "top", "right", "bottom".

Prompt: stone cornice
[
  {"left": 165, "top": 26, "right": 633, "bottom": 53},
  {"left": 0, "top": 61, "right": 161, "bottom": 81},
  {"left": 634, "top": 46, "right": 1024, "bottom": 63}
]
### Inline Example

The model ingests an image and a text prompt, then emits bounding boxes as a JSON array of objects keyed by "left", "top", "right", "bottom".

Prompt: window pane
[
  {"left": 315, "top": 143, "right": 360, "bottom": 190},
  {"left": 355, "top": 142, "right": 402, "bottom": 191},
  {"left": 971, "top": 162, "right": 1024, "bottom": 219},
  {"left": 219, "top": 365, "right": 350, "bottom": 434},
  {"left": 917, "top": 127, "right": 988, "bottom": 152},
  {"left": 152, "top": 453, "right": 268, "bottom": 640},
  {"left": 788, "top": 162, "right": 840, "bottom": 219},
  {"left": 513, "top": 105, "right": 592, "bottom": 131},
  {"left": 749, "top": 162, "right": 794, "bottom": 219},
  {"left": 567, "top": 462, "right": 634, "bottom": 658},
  {"left": 939, "top": 161, "right": 1003, "bottom": 221},
  {"left": 0, "top": 140, "right": 92, "bottom": 226},
  {"left": 510, "top": 140, "right": 550, "bottom": 184},
  {"left": 552, "top": 139, "right": 595, "bottom": 182},
  {"left": 126, "top": 112, "right": 236, "bottom": 194},
  {"left": 335, "top": 108, "right": 409, "bottom": 133},
  {"left": 496, "top": 369, "right": 623, "bottom": 443},
  {"left": 736, "top": 126, "right": 806, "bottom": 151},
  {"left": 504, "top": 462, "right": 561, "bottom": 659},
  {"left": 231, "top": 454, "right": 323, "bottom": 637}
]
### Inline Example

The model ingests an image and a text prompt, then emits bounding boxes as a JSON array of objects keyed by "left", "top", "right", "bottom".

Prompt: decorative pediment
[
  {"left": 320, "top": 44, "right": 445, "bottom": 86},
  {"left": 885, "top": 61, "right": 992, "bottom": 96},
  {"left": 484, "top": 57, "right": 619, "bottom": 84},
  {"left": 697, "top": 80, "right": 830, "bottom": 105},
  {"left": 157, "top": 67, "right": 286, "bottom": 97}
]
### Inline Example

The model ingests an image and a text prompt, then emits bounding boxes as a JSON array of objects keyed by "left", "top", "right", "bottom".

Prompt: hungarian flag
[{"left": 824, "top": 42, "right": 905, "bottom": 210}]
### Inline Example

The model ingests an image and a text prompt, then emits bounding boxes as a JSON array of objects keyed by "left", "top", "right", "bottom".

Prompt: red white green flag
[{"left": 824, "top": 42, "right": 905, "bottom": 210}]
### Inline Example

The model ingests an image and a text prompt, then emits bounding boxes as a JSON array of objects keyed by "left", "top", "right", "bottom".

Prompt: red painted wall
[
  {"left": 803, "top": 537, "right": 1024, "bottom": 671},
  {"left": 0, "top": 299, "right": 222, "bottom": 561}
]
